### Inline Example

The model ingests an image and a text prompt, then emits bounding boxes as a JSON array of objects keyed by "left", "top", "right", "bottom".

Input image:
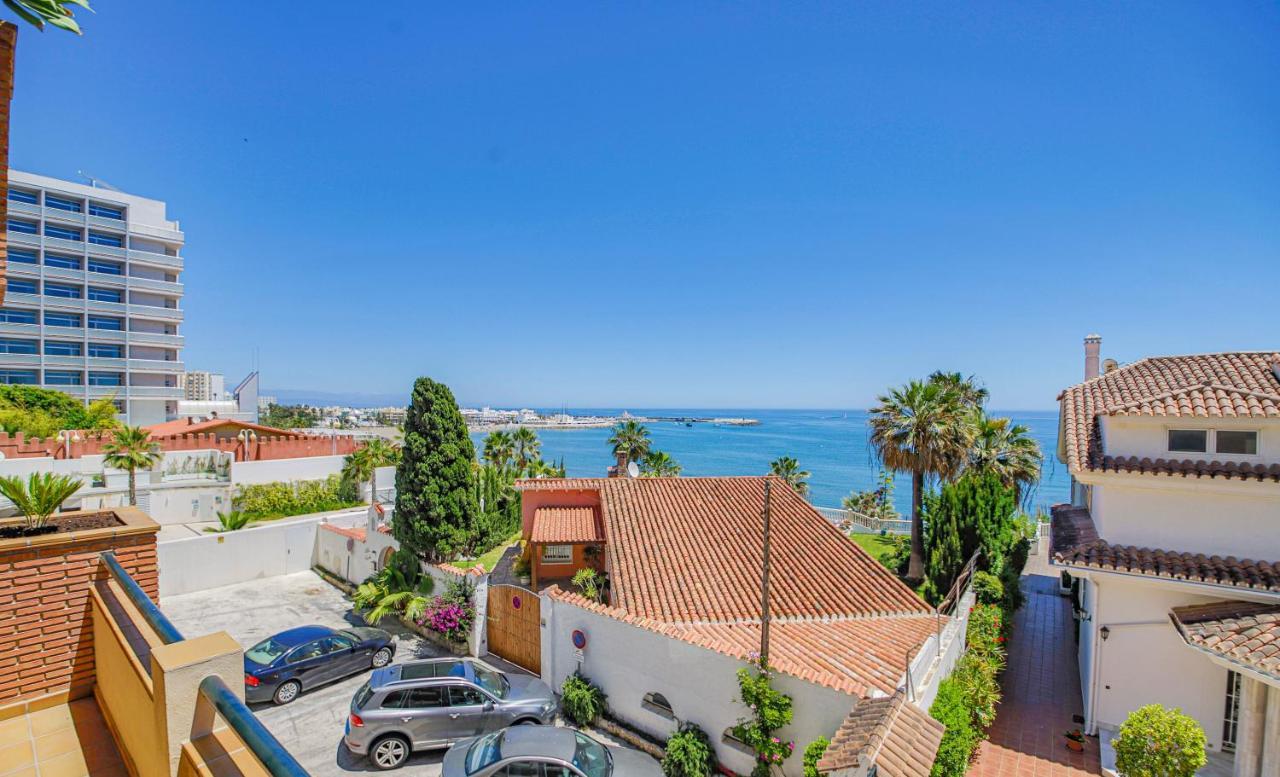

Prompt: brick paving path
[{"left": 968, "top": 563, "right": 1101, "bottom": 777}]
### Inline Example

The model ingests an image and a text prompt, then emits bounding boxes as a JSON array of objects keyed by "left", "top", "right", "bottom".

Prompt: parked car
[
  {"left": 244, "top": 625, "right": 395, "bottom": 705},
  {"left": 443, "top": 726, "right": 662, "bottom": 777},
  {"left": 344, "top": 657, "right": 557, "bottom": 770}
]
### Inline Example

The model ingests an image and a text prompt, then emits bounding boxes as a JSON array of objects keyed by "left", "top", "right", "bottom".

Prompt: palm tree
[
  {"left": 511, "top": 427, "right": 542, "bottom": 475},
  {"left": 212, "top": 510, "right": 251, "bottom": 533},
  {"left": 482, "top": 430, "right": 515, "bottom": 471},
  {"left": 608, "top": 420, "right": 651, "bottom": 464},
  {"left": 966, "top": 410, "right": 1043, "bottom": 502},
  {"left": 868, "top": 379, "right": 972, "bottom": 583},
  {"left": 3, "top": 1, "right": 90, "bottom": 33},
  {"left": 344, "top": 438, "right": 401, "bottom": 504},
  {"left": 768, "top": 456, "right": 810, "bottom": 496},
  {"left": 927, "top": 371, "right": 989, "bottom": 409},
  {"left": 0, "top": 472, "right": 82, "bottom": 531},
  {"left": 639, "top": 450, "right": 681, "bottom": 477},
  {"left": 101, "top": 425, "right": 162, "bottom": 507}
]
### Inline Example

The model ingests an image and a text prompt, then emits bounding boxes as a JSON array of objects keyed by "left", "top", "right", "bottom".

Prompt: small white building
[{"left": 1054, "top": 338, "right": 1280, "bottom": 777}]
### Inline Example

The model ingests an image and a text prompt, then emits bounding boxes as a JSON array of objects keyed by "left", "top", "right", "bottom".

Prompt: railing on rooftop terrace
[
  {"left": 904, "top": 550, "right": 981, "bottom": 705},
  {"left": 100, "top": 552, "right": 309, "bottom": 776},
  {"left": 814, "top": 505, "right": 911, "bottom": 535}
]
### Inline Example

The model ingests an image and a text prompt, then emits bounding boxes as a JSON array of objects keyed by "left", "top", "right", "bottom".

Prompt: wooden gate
[{"left": 486, "top": 584, "right": 541, "bottom": 674}]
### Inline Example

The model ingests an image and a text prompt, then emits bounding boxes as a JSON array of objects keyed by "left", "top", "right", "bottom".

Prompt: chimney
[
  {"left": 609, "top": 451, "right": 628, "bottom": 478},
  {"left": 1084, "top": 334, "right": 1102, "bottom": 380}
]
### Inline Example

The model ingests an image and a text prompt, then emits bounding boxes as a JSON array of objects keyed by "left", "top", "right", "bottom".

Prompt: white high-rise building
[
  {"left": 3, "top": 170, "right": 185, "bottom": 425},
  {"left": 181, "top": 370, "right": 224, "bottom": 401}
]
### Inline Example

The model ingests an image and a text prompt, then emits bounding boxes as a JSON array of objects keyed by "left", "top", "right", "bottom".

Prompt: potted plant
[
  {"left": 513, "top": 556, "right": 532, "bottom": 586},
  {"left": 1064, "top": 729, "right": 1085, "bottom": 751}
]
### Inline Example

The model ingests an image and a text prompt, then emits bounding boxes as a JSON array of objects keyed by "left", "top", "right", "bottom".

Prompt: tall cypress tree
[
  {"left": 393, "top": 378, "right": 479, "bottom": 561},
  {"left": 922, "top": 469, "right": 1017, "bottom": 604}
]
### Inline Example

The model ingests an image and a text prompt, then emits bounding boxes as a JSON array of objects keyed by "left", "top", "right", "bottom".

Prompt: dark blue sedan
[{"left": 244, "top": 625, "right": 396, "bottom": 705}]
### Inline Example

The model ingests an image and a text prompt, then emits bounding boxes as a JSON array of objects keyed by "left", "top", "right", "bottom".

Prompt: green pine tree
[
  {"left": 393, "top": 378, "right": 480, "bottom": 561},
  {"left": 922, "top": 469, "right": 1017, "bottom": 604}
]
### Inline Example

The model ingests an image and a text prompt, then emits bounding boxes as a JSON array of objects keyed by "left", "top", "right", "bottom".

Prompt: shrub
[
  {"left": 972, "top": 571, "right": 1004, "bottom": 605},
  {"left": 929, "top": 680, "right": 979, "bottom": 777},
  {"left": 234, "top": 475, "right": 359, "bottom": 519},
  {"left": 1113, "top": 704, "right": 1206, "bottom": 777},
  {"left": 950, "top": 653, "right": 1001, "bottom": 730},
  {"left": 967, "top": 603, "right": 1007, "bottom": 657},
  {"left": 561, "top": 672, "right": 607, "bottom": 725},
  {"left": 732, "top": 657, "right": 796, "bottom": 777},
  {"left": 573, "top": 568, "right": 605, "bottom": 602},
  {"left": 802, "top": 737, "right": 829, "bottom": 777},
  {"left": 662, "top": 723, "right": 717, "bottom": 777}
]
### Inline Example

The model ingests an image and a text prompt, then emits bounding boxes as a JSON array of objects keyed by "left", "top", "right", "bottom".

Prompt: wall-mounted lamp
[{"left": 1100, "top": 625, "right": 1110, "bottom": 641}]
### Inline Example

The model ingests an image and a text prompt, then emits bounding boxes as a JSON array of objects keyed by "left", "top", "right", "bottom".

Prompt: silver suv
[{"left": 345, "top": 658, "right": 558, "bottom": 770}]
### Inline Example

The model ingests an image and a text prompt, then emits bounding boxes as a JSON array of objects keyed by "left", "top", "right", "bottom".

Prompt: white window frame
[
  {"left": 1166, "top": 428, "right": 1208, "bottom": 454},
  {"left": 1213, "top": 429, "right": 1260, "bottom": 457},
  {"left": 541, "top": 544, "right": 573, "bottom": 565},
  {"left": 1165, "top": 427, "right": 1261, "bottom": 458}
]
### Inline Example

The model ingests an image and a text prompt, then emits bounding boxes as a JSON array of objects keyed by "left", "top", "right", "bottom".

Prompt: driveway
[{"left": 161, "top": 570, "right": 451, "bottom": 775}]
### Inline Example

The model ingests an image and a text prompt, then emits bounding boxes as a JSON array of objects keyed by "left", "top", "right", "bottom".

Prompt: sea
[{"left": 468, "top": 409, "right": 1068, "bottom": 515}]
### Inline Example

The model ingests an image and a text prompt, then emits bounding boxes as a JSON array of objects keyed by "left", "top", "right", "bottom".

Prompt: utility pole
[{"left": 759, "top": 477, "right": 773, "bottom": 668}]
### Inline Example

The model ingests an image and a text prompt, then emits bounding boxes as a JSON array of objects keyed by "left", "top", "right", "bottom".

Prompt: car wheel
[
  {"left": 513, "top": 718, "right": 540, "bottom": 726},
  {"left": 371, "top": 647, "right": 393, "bottom": 668},
  {"left": 273, "top": 680, "right": 301, "bottom": 705},
  {"left": 370, "top": 735, "right": 411, "bottom": 770}
]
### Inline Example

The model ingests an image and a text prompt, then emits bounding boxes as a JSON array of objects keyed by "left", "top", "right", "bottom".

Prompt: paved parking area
[{"left": 162, "top": 571, "right": 451, "bottom": 775}]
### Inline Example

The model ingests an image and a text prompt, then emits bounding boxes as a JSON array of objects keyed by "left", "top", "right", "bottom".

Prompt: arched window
[
  {"left": 642, "top": 692, "right": 674, "bottom": 719},
  {"left": 379, "top": 547, "right": 395, "bottom": 571}
]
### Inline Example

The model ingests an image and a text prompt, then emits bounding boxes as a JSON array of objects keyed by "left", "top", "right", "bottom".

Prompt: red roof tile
[
  {"left": 817, "top": 690, "right": 945, "bottom": 777},
  {"left": 145, "top": 416, "right": 302, "bottom": 438},
  {"left": 1058, "top": 352, "right": 1280, "bottom": 477},
  {"left": 1051, "top": 504, "right": 1280, "bottom": 592},
  {"left": 1170, "top": 600, "right": 1280, "bottom": 681},
  {"left": 531, "top": 506, "right": 602, "bottom": 544}
]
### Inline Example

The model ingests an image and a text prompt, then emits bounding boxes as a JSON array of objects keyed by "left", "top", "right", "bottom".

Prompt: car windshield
[
  {"left": 473, "top": 665, "right": 509, "bottom": 699},
  {"left": 353, "top": 682, "right": 374, "bottom": 711},
  {"left": 573, "top": 732, "right": 611, "bottom": 777},
  {"left": 245, "top": 637, "right": 291, "bottom": 665},
  {"left": 465, "top": 731, "right": 504, "bottom": 774}
]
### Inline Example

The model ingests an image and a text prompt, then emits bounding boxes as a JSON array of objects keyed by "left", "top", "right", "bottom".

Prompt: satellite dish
[{"left": 626, "top": 461, "right": 640, "bottom": 478}]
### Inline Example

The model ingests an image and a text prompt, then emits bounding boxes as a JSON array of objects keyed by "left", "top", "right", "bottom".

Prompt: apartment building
[
  {"left": 181, "top": 369, "right": 224, "bottom": 401},
  {"left": 2, "top": 170, "right": 184, "bottom": 424}
]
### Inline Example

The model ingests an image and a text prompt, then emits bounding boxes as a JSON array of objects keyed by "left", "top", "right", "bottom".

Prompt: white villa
[{"left": 1053, "top": 337, "right": 1280, "bottom": 777}]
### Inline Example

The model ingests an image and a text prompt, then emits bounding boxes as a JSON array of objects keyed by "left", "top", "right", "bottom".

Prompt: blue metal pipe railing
[
  {"left": 198, "top": 676, "right": 309, "bottom": 776},
  {"left": 100, "top": 550, "right": 184, "bottom": 644}
]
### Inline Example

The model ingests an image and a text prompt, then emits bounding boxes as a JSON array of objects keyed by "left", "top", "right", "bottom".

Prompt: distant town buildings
[
  {"left": 2, "top": 170, "right": 185, "bottom": 424},
  {"left": 180, "top": 370, "right": 224, "bottom": 401}
]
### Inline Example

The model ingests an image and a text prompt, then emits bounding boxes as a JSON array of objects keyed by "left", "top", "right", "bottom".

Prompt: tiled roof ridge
[
  {"left": 1104, "top": 381, "right": 1280, "bottom": 414},
  {"left": 816, "top": 689, "right": 945, "bottom": 776},
  {"left": 660, "top": 610, "right": 944, "bottom": 627}
]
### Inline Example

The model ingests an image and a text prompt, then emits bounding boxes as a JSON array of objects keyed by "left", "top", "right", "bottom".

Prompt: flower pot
[{"left": 1065, "top": 738, "right": 1084, "bottom": 752}]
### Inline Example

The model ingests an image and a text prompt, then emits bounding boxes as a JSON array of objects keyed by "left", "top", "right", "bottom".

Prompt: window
[
  {"left": 88, "top": 202, "right": 124, "bottom": 220},
  {"left": 1223, "top": 670, "right": 1241, "bottom": 752},
  {"left": 448, "top": 686, "right": 487, "bottom": 707},
  {"left": 7, "top": 218, "right": 38, "bottom": 235},
  {"left": 87, "top": 287, "right": 123, "bottom": 303},
  {"left": 44, "top": 371, "right": 82, "bottom": 386},
  {"left": 8, "top": 248, "right": 37, "bottom": 265},
  {"left": 87, "top": 343, "right": 122, "bottom": 358},
  {"left": 7, "top": 279, "right": 37, "bottom": 295},
  {"left": 381, "top": 687, "right": 446, "bottom": 709},
  {"left": 46, "top": 312, "right": 83, "bottom": 328},
  {"left": 44, "top": 194, "right": 82, "bottom": 213},
  {"left": 8, "top": 189, "right": 37, "bottom": 205},
  {"left": 1168, "top": 429, "right": 1208, "bottom": 453},
  {"left": 88, "top": 258, "right": 123, "bottom": 275},
  {"left": 0, "top": 338, "right": 37, "bottom": 354},
  {"left": 87, "top": 315, "right": 123, "bottom": 331},
  {"left": 44, "top": 282, "right": 82, "bottom": 299},
  {"left": 45, "top": 341, "right": 82, "bottom": 356},
  {"left": 642, "top": 692, "right": 674, "bottom": 719},
  {"left": 0, "top": 309, "right": 38, "bottom": 324},
  {"left": 87, "top": 231, "right": 123, "bottom": 248},
  {"left": 287, "top": 641, "right": 325, "bottom": 664},
  {"left": 495, "top": 764, "right": 541, "bottom": 777},
  {"left": 320, "top": 636, "right": 355, "bottom": 654},
  {"left": 88, "top": 372, "right": 123, "bottom": 387},
  {"left": 0, "top": 370, "right": 38, "bottom": 385},
  {"left": 45, "top": 254, "right": 82, "bottom": 270},
  {"left": 401, "top": 661, "right": 466, "bottom": 680},
  {"left": 1216, "top": 431, "right": 1258, "bottom": 456},
  {"left": 43, "top": 224, "right": 82, "bottom": 241},
  {"left": 541, "top": 545, "right": 574, "bottom": 564}
]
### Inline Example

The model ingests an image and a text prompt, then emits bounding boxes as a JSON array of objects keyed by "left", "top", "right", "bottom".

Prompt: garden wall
[
  {"left": 229, "top": 454, "right": 346, "bottom": 485},
  {"left": 157, "top": 508, "right": 366, "bottom": 597},
  {"left": 540, "top": 594, "right": 857, "bottom": 777}
]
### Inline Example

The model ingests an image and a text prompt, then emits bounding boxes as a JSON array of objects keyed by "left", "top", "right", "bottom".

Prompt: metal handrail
[
  {"left": 197, "top": 676, "right": 309, "bottom": 776},
  {"left": 100, "top": 551, "right": 184, "bottom": 644}
]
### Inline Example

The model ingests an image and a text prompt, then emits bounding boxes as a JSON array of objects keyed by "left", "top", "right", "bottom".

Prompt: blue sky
[{"left": 9, "top": 3, "right": 1279, "bottom": 409}]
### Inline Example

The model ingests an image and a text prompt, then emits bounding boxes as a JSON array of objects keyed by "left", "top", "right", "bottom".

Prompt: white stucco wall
[
  {"left": 1090, "top": 478, "right": 1280, "bottom": 559},
  {"left": 541, "top": 596, "right": 862, "bottom": 776},
  {"left": 1087, "top": 575, "right": 1239, "bottom": 750},
  {"left": 1102, "top": 416, "right": 1280, "bottom": 467},
  {"left": 230, "top": 455, "right": 346, "bottom": 485}
]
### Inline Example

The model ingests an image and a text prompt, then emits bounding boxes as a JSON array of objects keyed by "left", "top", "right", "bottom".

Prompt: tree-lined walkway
[{"left": 968, "top": 555, "right": 1101, "bottom": 777}]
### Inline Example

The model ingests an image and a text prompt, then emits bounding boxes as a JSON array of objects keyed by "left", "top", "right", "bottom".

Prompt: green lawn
[
  {"left": 453, "top": 532, "right": 522, "bottom": 571},
  {"left": 849, "top": 533, "right": 900, "bottom": 567}
]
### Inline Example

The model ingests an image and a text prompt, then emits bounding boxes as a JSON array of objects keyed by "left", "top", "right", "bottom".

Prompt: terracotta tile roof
[
  {"left": 531, "top": 506, "right": 603, "bottom": 544},
  {"left": 1051, "top": 504, "right": 1280, "bottom": 592},
  {"left": 1170, "top": 601, "right": 1280, "bottom": 681},
  {"left": 1057, "top": 352, "right": 1280, "bottom": 476},
  {"left": 145, "top": 417, "right": 301, "bottom": 438},
  {"left": 516, "top": 478, "right": 611, "bottom": 491},
  {"left": 817, "top": 690, "right": 945, "bottom": 777},
  {"left": 319, "top": 523, "right": 391, "bottom": 543},
  {"left": 1092, "top": 456, "right": 1280, "bottom": 482},
  {"left": 543, "top": 586, "right": 937, "bottom": 698}
]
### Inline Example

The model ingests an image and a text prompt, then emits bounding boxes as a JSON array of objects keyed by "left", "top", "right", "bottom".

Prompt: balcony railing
[
  {"left": 127, "top": 248, "right": 183, "bottom": 269},
  {"left": 102, "top": 551, "right": 184, "bottom": 645}
]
